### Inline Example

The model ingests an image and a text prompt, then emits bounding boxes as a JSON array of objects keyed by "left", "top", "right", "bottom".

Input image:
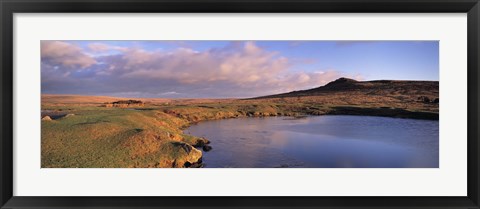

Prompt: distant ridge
[{"left": 253, "top": 77, "right": 439, "bottom": 99}]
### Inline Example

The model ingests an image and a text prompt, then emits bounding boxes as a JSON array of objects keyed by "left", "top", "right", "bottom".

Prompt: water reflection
[{"left": 185, "top": 116, "right": 439, "bottom": 168}]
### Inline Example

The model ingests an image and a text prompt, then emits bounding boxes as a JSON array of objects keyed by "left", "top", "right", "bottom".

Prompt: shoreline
[
  {"left": 41, "top": 103, "right": 438, "bottom": 168},
  {"left": 170, "top": 105, "right": 438, "bottom": 168},
  {"left": 185, "top": 114, "right": 439, "bottom": 168}
]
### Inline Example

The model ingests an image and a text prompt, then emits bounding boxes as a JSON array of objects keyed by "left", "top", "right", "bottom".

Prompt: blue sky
[{"left": 41, "top": 40, "right": 438, "bottom": 98}]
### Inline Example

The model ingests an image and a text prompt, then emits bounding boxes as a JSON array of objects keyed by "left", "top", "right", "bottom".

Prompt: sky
[{"left": 41, "top": 40, "right": 439, "bottom": 98}]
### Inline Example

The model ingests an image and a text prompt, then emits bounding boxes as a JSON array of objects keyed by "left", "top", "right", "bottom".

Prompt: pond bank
[{"left": 41, "top": 103, "right": 438, "bottom": 168}]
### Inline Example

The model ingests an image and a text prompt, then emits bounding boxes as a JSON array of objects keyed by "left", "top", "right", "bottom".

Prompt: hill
[{"left": 255, "top": 77, "right": 439, "bottom": 100}]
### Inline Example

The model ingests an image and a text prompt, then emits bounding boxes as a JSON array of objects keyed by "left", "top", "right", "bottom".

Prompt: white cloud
[
  {"left": 42, "top": 41, "right": 351, "bottom": 98},
  {"left": 41, "top": 41, "right": 96, "bottom": 68},
  {"left": 88, "top": 42, "right": 128, "bottom": 52}
]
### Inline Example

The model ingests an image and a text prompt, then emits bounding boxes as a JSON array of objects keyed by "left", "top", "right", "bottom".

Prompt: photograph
[
  {"left": 40, "top": 40, "right": 439, "bottom": 168},
  {"left": 3, "top": 0, "right": 477, "bottom": 208}
]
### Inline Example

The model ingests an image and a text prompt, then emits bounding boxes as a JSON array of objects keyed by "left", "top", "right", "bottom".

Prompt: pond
[{"left": 184, "top": 116, "right": 439, "bottom": 168}]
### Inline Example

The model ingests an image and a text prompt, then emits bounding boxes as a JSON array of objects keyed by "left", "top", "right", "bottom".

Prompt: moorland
[{"left": 41, "top": 78, "right": 439, "bottom": 168}]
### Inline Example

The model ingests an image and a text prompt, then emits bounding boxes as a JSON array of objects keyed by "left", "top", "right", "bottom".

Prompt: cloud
[
  {"left": 88, "top": 43, "right": 111, "bottom": 52},
  {"left": 41, "top": 41, "right": 96, "bottom": 68},
  {"left": 119, "top": 42, "right": 290, "bottom": 86},
  {"left": 160, "top": 91, "right": 180, "bottom": 95},
  {"left": 88, "top": 42, "right": 128, "bottom": 52},
  {"left": 110, "top": 41, "right": 338, "bottom": 95},
  {"left": 42, "top": 41, "right": 351, "bottom": 98}
]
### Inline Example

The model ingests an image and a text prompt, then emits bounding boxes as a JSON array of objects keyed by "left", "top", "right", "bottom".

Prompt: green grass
[
  {"left": 42, "top": 101, "right": 438, "bottom": 168},
  {"left": 41, "top": 108, "right": 202, "bottom": 168}
]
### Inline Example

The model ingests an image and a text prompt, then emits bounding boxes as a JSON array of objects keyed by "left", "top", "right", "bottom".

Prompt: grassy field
[
  {"left": 41, "top": 106, "right": 209, "bottom": 168},
  {"left": 41, "top": 79, "right": 439, "bottom": 168},
  {"left": 41, "top": 99, "right": 438, "bottom": 168}
]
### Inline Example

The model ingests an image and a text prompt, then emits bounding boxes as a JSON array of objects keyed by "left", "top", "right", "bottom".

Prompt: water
[
  {"left": 41, "top": 110, "right": 68, "bottom": 119},
  {"left": 184, "top": 116, "right": 439, "bottom": 168}
]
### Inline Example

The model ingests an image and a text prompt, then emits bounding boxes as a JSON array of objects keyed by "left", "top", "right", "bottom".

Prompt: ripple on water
[{"left": 185, "top": 116, "right": 439, "bottom": 168}]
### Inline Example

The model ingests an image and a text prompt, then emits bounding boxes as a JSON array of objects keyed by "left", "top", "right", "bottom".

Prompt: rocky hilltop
[
  {"left": 256, "top": 77, "right": 439, "bottom": 103},
  {"left": 247, "top": 77, "right": 439, "bottom": 120}
]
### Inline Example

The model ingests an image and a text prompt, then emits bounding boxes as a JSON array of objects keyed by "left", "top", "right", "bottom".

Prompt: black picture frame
[{"left": 1, "top": 0, "right": 479, "bottom": 208}]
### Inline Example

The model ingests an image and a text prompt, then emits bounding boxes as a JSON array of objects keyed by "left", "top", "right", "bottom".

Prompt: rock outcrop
[
  {"left": 171, "top": 142, "right": 203, "bottom": 168},
  {"left": 103, "top": 100, "right": 145, "bottom": 108},
  {"left": 418, "top": 96, "right": 439, "bottom": 104},
  {"left": 41, "top": 116, "right": 52, "bottom": 121},
  {"left": 203, "top": 145, "right": 212, "bottom": 152}
]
